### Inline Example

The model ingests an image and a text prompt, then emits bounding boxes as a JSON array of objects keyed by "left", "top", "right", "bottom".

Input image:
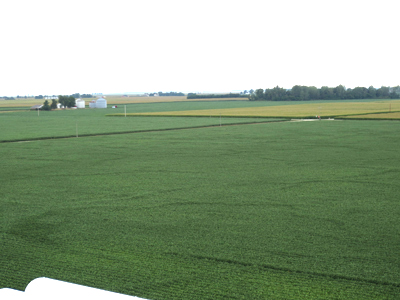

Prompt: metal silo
[
  {"left": 96, "top": 97, "right": 107, "bottom": 109},
  {"left": 76, "top": 99, "right": 85, "bottom": 109}
]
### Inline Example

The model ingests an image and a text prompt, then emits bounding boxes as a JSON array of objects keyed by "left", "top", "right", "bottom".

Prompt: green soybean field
[{"left": 1, "top": 103, "right": 400, "bottom": 299}]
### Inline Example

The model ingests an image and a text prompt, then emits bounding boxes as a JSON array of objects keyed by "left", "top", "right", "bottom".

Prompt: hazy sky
[{"left": 0, "top": 0, "right": 398, "bottom": 96}]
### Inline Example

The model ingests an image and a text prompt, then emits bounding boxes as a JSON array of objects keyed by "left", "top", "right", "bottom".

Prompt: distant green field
[
  {"left": 1, "top": 101, "right": 400, "bottom": 299},
  {"left": 0, "top": 107, "right": 281, "bottom": 142}
]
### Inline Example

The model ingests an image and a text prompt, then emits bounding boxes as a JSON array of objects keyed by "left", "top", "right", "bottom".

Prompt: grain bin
[
  {"left": 89, "top": 100, "right": 96, "bottom": 108},
  {"left": 76, "top": 99, "right": 85, "bottom": 109},
  {"left": 96, "top": 97, "right": 107, "bottom": 108}
]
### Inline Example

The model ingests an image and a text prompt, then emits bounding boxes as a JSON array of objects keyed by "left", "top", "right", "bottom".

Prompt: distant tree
[
  {"left": 255, "top": 89, "right": 264, "bottom": 100},
  {"left": 270, "top": 86, "right": 288, "bottom": 100},
  {"left": 393, "top": 86, "right": 400, "bottom": 94},
  {"left": 389, "top": 86, "right": 400, "bottom": 99},
  {"left": 351, "top": 87, "right": 368, "bottom": 99},
  {"left": 390, "top": 86, "right": 400, "bottom": 96},
  {"left": 367, "top": 86, "right": 376, "bottom": 98},
  {"left": 68, "top": 96, "right": 76, "bottom": 107},
  {"left": 158, "top": 91, "right": 185, "bottom": 96},
  {"left": 72, "top": 93, "right": 80, "bottom": 98},
  {"left": 333, "top": 85, "right": 346, "bottom": 99},
  {"left": 320, "top": 86, "right": 334, "bottom": 99},
  {"left": 377, "top": 86, "right": 390, "bottom": 98},
  {"left": 308, "top": 86, "right": 320, "bottom": 100},
  {"left": 291, "top": 85, "right": 302, "bottom": 100},
  {"left": 35, "top": 95, "right": 44, "bottom": 99},
  {"left": 291, "top": 85, "right": 311, "bottom": 100},
  {"left": 42, "top": 100, "right": 51, "bottom": 111},
  {"left": 50, "top": 99, "right": 58, "bottom": 109},
  {"left": 345, "top": 88, "right": 354, "bottom": 99},
  {"left": 58, "top": 95, "right": 76, "bottom": 108}
]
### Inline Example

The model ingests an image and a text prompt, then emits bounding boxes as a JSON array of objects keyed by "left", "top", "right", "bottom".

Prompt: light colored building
[
  {"left": 96, "top": 97, "right": 107, "bottom": 108},
  {"left": 76, "top": 99, "right": 85, "bottom": 108}
]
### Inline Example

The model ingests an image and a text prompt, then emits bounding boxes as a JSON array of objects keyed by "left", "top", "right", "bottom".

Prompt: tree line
[
  {"left": 148, "top": 92, "right": 185, "bottom": 96},
  {"left": 71, "top": 93, "right": 93, "bottom": 98},
  {"left": 249, "top": 85, "right": 400, "bottom": 101},
  {"left": 187, "top": 93, "right": 245, "bottom": 99}
]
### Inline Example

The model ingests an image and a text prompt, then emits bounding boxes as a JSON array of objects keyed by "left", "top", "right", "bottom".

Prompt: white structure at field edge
[
  {"left": 76, "top": 98, "right": 85, "bottom": 108},
  {"left": 96, "top": 97, "right": 107, "bottom": 108},
  {"left": 89, "top": 97, "right": 107, "bottom": 108}
]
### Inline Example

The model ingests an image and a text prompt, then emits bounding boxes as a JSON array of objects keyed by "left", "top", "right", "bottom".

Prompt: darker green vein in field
[{"left": 166, "top": 252, "right": 400, "bottom": 288}]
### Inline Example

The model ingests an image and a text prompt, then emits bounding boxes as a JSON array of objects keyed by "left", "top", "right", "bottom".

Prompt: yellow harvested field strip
[
  {"left": 0, "top": 99, "right": 40, "bottom": 107},
  {"left": 104, "top": 96, "right": 247, "bottom": 104},
  {"left": 125, "top": 100, "right": 400, "bottom": 118}
]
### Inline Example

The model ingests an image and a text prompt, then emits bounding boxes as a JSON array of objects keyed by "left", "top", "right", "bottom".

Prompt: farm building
[
  {"left": 96, "top": 97, "right": 107, "bottom": 108},
  {"left": 76, "top": 99, "right": 85, "bottom": 108},
  {"left": 88, "top": 97, "right": 107, "bottom": 109}
]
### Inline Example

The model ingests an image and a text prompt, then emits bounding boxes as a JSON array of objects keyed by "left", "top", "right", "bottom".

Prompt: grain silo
[
  {"left": 76, "top": 99, "right": 85, "bottom": 109},
  {"left": 96, "top": 97, "right": 107, "bottom": 108},
  {"left": 89, "top": 100, "right": 96, "bottom": 108}
]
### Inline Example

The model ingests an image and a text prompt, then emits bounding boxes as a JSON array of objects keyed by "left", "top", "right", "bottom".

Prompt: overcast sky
[{"left": 0, "top": 0, "right": 398, "bottom": 96}]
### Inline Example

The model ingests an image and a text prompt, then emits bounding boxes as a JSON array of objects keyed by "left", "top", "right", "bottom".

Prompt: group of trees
[
  {"left": 187, "top": 93, "right": 245, "bottom": 99},
  {"left": 240, "top": 90, "right": 254, "bottom": 95},
  {"left": 41, "top": 99, "right": 58, "bottom": 111},
  {"left": 58, "top": 95, "right": 76, "bottom": 108},
  {"left": 148, "top": 92, "right": 185, "bottom": 96},
  {"left": 71, "top": 93, "right": 92, "bottom": 98},
  {"left": 41, "top": 95, "right": 75, "bottom": 111},
  {"left": 249, "top": 85, "right": 400, "bottom": 101}
]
